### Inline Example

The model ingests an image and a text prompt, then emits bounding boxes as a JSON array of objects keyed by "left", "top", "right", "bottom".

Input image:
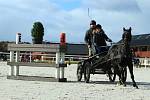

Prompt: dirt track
[{"left": 0, "top": 62, "right": 150, "bottom": 100}]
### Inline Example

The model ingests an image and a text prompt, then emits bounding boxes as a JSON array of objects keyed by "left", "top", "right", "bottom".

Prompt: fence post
[
  {"left": 15, "top": 51, "right": 20, "bottom": 76},
  {"left": 41, "top": 55, "right": 44, "bottom": 62},
  {"left": 144, "top": 57, "right": 147, "bottom": 68},
  {"left": 9, "top": 51, "right": 14, "bottom": 76},
  {"left": 14, "top": 33, "right": 21, "bottom": 76},
  {"left": 55, "top": 52, "right": 60, "bottom": 79},
  {"left": 29, "top": 52, "right": 32, "bottom": 63},
  {"left": 59, "top": 32, "right": 66, "bottom": 81},
  {"left": 60, "top": 53, "right": 65, "bottom": 79}
]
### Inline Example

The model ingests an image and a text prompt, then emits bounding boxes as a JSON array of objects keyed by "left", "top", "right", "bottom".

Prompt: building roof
[
  {"left": 66, "top": 43, "right": 88, "bottom": 55},
  {"left": 131, "top": 34, "right": 150, "bottom": 46}
]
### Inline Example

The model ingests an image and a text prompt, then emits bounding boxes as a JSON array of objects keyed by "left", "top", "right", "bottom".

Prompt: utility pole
[{"left": 88, "top": 8, "right": 92, "bottom": 20}]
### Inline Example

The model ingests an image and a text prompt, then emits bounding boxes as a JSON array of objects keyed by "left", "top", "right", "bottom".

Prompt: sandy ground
[{"left": 0, "top": 62, "right": 150, "bottom": 100}]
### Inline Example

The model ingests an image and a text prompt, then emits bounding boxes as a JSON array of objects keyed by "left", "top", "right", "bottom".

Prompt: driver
[{"left": 84, "top": 20, "right": 97, "bottom": 56}]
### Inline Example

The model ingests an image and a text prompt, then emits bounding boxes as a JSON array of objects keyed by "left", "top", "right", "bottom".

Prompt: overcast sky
[{"left": 0, "top": 0, "right": 150, "bottom": 43}]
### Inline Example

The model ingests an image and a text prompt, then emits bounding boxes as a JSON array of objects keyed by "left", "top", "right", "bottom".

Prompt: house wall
[
  {"left": 132, "top": 45, "right": 150, "bottom": 58},
  {"left": 135, "top": 51, "right": 150, "bottom": 58}
]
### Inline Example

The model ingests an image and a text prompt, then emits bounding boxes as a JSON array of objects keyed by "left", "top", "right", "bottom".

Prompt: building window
[
  {"left": 139, "top": 46, "right": 147, "bottom": 51},
  {"left": 147, "top": 46, "right": 150, "bottom": 51},
  {"left": 132, "top": 47, "right": 138, "bottom": 52}
]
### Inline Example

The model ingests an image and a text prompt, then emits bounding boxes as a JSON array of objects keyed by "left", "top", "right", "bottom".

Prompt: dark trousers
[{"left": 95, "top": 46, "right": 110, "bottom": 54}]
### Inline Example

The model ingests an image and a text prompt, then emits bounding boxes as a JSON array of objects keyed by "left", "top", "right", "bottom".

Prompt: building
[{"left": 131, "top": 34, "right": 150, "bottom": 58}]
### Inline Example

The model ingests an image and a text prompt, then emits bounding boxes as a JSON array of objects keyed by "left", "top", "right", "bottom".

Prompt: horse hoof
[
  {"left": 135, "top": 86, "right": 139, "bottom": 89},
  {"left": 123, "top": 84, "right": 126, "bottom": 87},
  {"left": 133, "top": 84, "right": 139, "bottom": 89},
  {"left": 117, "top": 81, "right": 122, "bottom": 86}
]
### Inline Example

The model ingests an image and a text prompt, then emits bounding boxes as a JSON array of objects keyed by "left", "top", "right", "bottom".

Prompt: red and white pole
[
  {"left": 60, "top": 33, "right": 66, "bottom": 79},
  {"left": 16, "top": 33, "right": 21, "bottom": 44},
  {"left": 60, "top": 33, "right": 66, "bottom": 46}
]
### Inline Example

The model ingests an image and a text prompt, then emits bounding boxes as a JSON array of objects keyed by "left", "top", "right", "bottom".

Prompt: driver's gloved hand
[
  {"left": 107, "top": 39, "right": 112, "bottom": 42},
  {"left": 88, "top": 45, "right": 91, "bottom": 48}
]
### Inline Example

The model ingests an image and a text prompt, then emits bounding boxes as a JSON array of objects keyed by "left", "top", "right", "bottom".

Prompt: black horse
[{"left": 107, "top": 27, "right": 138, "bottom": 88}]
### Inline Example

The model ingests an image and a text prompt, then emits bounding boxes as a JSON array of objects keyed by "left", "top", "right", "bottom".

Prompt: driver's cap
[{"left": 90, "top": 20, "right": 96, "bottom": 25}]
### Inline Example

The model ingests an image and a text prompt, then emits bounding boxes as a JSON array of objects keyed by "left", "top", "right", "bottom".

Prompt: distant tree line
[
  {"left": 0, "top": 41, "right": 30, "bottom": 52},
  {"left": 0, "top": 41, "right": 9, "bottom": 52}
]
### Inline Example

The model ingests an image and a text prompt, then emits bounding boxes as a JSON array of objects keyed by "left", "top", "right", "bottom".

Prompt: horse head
[
  {"left": 122, "top": 27, "right": 132, "bottom": 45},
  {"left": 121, "top": 27, "right": 132, "bottom": 58},
  {"left": 107, "top": 27, "right": 132, "bottom": 59}
]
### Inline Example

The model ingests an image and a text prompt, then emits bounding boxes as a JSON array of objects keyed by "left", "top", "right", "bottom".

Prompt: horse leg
[
  {"left": 118, "top": 74, "right": 125, "bottom": 86},
  {"left": 119, "top": 65, "right": 127, "bottom": 87},
  {"left": 128, "top": 62, "right": 138, "bottom": 89},
  {"left": 115, "top": 65, "right": 124, "bottom": 86},
  {"left": 120, "top": 66, "right": 127, "bottom": 87}
]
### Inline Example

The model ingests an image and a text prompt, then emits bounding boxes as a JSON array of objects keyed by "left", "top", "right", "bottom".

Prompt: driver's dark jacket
[{"left": 84, "top": 28, "right": 110, "bottom": 47}]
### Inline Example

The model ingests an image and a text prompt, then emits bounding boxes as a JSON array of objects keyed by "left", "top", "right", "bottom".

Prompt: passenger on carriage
[{"left": 92, "top": 24, "right": 112, "bottom": 54}]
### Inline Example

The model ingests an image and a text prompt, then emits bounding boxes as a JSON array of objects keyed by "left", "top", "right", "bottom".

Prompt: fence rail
[{"left": 7, "top": 44, "right": 67, "bottom": 82}]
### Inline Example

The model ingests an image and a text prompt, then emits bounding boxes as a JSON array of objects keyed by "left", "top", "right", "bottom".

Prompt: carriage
[
  {"left": 77, "top": 27, "right": 138, "bottom": 88},
  {"left": 77, "top": 45, "right": 127, "bottom": 83}
]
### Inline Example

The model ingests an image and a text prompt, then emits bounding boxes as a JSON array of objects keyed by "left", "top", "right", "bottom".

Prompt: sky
[{"left": 0, "top": 0, "right": 150, "bottom": 43}]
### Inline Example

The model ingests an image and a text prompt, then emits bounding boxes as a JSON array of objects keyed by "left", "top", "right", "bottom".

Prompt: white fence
[
  {"left": 138, "top": 58, "right": 150, "bottom": 68},
  {"left": 7, "top": 44, "right": 67, "bottom": 82}
]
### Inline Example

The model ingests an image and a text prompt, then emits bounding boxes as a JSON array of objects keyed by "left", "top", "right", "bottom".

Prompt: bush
[{"left": 31, "top": 22, "right": 44, "bottom": 44}]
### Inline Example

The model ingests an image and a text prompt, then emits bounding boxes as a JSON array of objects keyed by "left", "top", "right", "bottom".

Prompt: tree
[{"left": 31, "top": 22, "right": 44, "bottom": 44}]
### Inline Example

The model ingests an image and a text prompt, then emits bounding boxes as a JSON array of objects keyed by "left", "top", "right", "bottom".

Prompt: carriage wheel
[
  {"left": 108, "top": 67, "right": 116, "bottom": 82},
  {"left": 77, "top": 63, "right": 83, "bottom": 81},
  {"left": 84, "top": 61, "right": 91, "bottom": 83},
  {"left": 121, "top": 67, "right": 127, "bottom": 83}
]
